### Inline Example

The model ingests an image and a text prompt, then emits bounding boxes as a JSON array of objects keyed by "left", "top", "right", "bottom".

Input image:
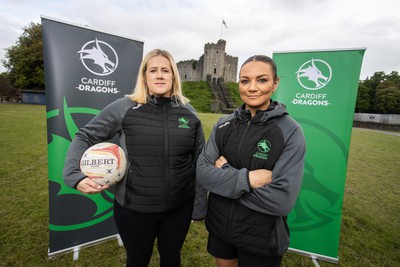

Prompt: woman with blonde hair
[
  {"left": 64, "top": 49, "right": 207, "bottom": 267},
  {"left": 128, "top": 49, "right": 189, "bottom": 105}
]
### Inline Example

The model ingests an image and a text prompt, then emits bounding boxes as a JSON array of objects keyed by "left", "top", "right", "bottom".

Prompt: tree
[
  {"left": 364, "top": 71, "right": 386, "bottom": 91},
  {"left": 2, "top": 22, "right": 44, "bottom": 90},
  {"left": 386, "top": 71, "right": 400, "bottom": 87},
  {"left": 374, "top": 86, "right": 400, "bottom": 114},
  {"left": 0, "top": 73, "right": 21, "bottom": 102},
  {"left": 356, "top": 71, "right": 400, "bottom": 114},
  {"left": 363, "top": 71, "right": 386, "bottom": 109},
  {"left": 355, "top": 82, "right": 371, "bottom": 113}
]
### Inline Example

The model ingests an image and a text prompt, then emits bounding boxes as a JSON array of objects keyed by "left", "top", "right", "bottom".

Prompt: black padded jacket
[
  {"left": 63, "top": 96, "right": 207, "bottom": 219},
  {"left": 197, "top": 102, "right": 306, "bottom": 255}
]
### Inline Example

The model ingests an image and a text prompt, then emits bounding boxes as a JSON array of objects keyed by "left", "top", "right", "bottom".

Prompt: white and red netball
[{"left": 80, "top": 142, "right": 127, "bottom": 185}]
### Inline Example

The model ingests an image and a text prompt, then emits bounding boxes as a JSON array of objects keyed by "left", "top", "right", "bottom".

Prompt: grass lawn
[{"left": 0, "top": 103, "right": 399, "bottom": 266}]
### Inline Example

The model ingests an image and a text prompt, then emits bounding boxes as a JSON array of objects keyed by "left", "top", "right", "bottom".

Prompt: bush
[{"left": 182, "top": 81, "right": 213, "bottom": 113}]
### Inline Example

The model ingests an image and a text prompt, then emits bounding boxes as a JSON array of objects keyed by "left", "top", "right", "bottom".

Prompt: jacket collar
[
  {"left": 234, "top": 101, "right": 288, "bottom": 123},
  {"left": 147, "top": 95, "right": 181, "bottom": 107}
]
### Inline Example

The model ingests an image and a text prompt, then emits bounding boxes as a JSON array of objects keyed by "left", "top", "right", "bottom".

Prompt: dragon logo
[
  {"left": 178, "top": 117, "right": 190, "bottom": 128},
  {"left": 253, "top": 139, "right": 271, "bottom": 160},
  {"left": 296, "top": 58, "right": 332, "bottom": 90},
  {"left": 257, "top": 139, "right": 271, "bottom": 153},
  {"left": 78, "top": 38, "right": 118, "bottom": 76}
]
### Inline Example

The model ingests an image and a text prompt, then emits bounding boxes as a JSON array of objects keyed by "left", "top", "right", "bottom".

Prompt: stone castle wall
[
  {"left": 224, "top": 55, "right": 239, "bottom": 83},
  {"left": 177, "top": 60, "right": 202, "bottom": 81}
]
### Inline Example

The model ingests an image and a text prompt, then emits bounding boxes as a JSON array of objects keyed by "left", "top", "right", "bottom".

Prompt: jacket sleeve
[
  {"left": 196, "top": 117, "right": 251, "bottom": 199},
  {"left": 62, "top": 98, "right": 128, "bottom": 188},
  {"left": 238, "top": 121, "right": 306, "bottom": 216},
  {"left": 191, "top": 119, "right": 207, "bottom": 220},
  {"left": 183, "top": 103, "right": 208, "bottom": 220}
]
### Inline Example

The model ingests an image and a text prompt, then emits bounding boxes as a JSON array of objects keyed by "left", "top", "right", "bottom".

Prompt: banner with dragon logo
[
  {"left": 41, "top": 16, "right": 143, "bottom": 257},
  {"left": 272, "top": 49, "right": 365, "bottom": 263}
]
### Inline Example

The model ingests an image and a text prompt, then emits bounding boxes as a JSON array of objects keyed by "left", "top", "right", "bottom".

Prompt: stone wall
[{"left": 353, "top": 113, "right": 400, "bottom": 131}]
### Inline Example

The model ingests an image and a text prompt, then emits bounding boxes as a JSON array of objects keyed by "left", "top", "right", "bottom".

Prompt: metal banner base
[
  {"left": 48, "top": 234, "right": 123, "bottom": 260},
  {"left": 288, "top": 247, "right": 339, "bottom": 265}
]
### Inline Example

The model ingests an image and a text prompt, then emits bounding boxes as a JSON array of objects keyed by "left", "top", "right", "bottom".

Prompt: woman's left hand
[{"left": 214, "top": 156, "right": 228, "bottom": 168}]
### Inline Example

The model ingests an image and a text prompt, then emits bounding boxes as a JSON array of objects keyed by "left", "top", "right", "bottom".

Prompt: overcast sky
[{"left": 0, "top": 0, "right": 399, "bottom": 79}]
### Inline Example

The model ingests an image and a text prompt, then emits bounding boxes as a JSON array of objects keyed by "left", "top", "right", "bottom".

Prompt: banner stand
[
  {"left": 70, "top": 235, "right": 123, "bottom": 261},
  {"left": 288, "top": 248, "right": 338, "bottom": 264},
  {"left": 48, "top": 234, "right": 122, "bottom": 260},
  {"left": 273, "top": 48, "right": 365, "bottom": 264},
  {"left": 42, "top": 15, "right": 143, "bottom": 258},
  {"left": 117, "top": 235, "right": 124, "bottom": 246},
  {"left": 73, "top": 247, "right": 79, "bottom": 261},
  {"left": 312, "top": 258, "right": 321, "bottom": 267}
]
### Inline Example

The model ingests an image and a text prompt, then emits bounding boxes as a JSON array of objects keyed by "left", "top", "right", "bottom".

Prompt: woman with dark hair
[
  {"left": 197, "top": 55, "right": 306, "bottom": 267},
  {"left": 63, "top": 49, "right": 207, "bottom": 267}
]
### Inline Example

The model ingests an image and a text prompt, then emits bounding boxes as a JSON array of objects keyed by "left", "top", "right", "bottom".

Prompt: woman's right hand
[
  {"left": 76, "top": 177, "right": 110, "bottom": 194},
  {"left": 248, "top": 169, "right": 272, "bottom": 188}
]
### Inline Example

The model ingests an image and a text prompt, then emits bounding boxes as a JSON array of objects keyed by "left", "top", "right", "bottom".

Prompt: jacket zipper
[
  {"left": 124, "top": 164, "right": 134, "bottom": 205},
  {"left": 163, "top": 105, "right": 170, "bottom": 210},
  {"left": 226, "top": 120, "right": 251, "bottom": 241},
  {"left": 237, "top": 120, "right": 251, "bottom": 167}
]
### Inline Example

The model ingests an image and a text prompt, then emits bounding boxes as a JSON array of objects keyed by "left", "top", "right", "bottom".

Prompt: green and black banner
[
  {"left": 42, "top": 16, "right": 143, "bottom": 256},
  {"left": 273, "top": 49, "right": 365, "bottom": 263}
]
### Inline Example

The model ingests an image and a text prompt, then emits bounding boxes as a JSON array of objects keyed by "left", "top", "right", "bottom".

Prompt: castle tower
[
  {"left": 177, "top": 39, "right": 238, "bottom": 83},
  {"left": 203, "top": 39, "right": 226, "bottom": 81}
]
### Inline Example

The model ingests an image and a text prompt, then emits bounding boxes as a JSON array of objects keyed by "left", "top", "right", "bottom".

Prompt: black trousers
[{"left": 114, "top": 200, "right": 193, "bottom": 267}]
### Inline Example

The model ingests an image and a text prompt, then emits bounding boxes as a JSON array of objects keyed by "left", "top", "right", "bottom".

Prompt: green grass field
[{"left": 0, "top": 104, "right": 399, "bottom": 267}]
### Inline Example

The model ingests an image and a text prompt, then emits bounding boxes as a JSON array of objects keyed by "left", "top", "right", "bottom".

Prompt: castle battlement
[
  {"left": 225, "top": 54, "right": 238, "bottom": 60},
  {"left": 204, "top": 39, "right": 226, "bottom": 50},
  {"left": 177, "top": 59, "right": 197, "bottom": 64}
]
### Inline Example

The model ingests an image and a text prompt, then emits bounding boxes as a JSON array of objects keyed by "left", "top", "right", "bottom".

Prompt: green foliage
[
  {"left": 363, "top": 71, "right": 386, "bottom": 92},
  {"left": 1, "top": 104, "right": 399, "bottom": 266},
  {"left": 225, "top": 82, "right": 242, "bottom": 106},
  {"left": 357, "top": 71, "right": 400, "bottom": 114},
  {"left": 182, "top": 81, "right": 213, "bottom": 113},
  {"left": 2, "top": 22, "right": 44, "bottom": 89},
  {"left": 355, "top": 83, "right": 371, "bottom": 113},
  {"left": 374, "top": 86, "right": 400, "bottom": 114},
  {"left": 0, "top": 73, "right": 16, "bottom": 96}
]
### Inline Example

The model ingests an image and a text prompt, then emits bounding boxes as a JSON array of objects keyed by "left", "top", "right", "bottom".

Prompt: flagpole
[
  {"left": 221, "top": 19, "right": 227, "bottom": 39},
  {"left": 220, "top": 21, "right": 223, "bottom": 39}
]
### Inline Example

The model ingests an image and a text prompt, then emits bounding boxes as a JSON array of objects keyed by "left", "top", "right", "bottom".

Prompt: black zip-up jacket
[
  {"left": 63, "top": 96, "right": 207, "bottom": 219},
  {"left": 196, "top": 102, "right": 306, "bottom": 255}
]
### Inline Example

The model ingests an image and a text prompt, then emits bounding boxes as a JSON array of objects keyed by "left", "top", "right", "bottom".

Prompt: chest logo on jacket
[
  {"left": 178, "top": 117, "right": 190, "bottom": 129},
  {"left": 253, "top": 139, "right": 271, "bottom": 160}
]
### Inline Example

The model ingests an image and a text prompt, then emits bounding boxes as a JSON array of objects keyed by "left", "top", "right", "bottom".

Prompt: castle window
[{"left": 214, "top": 68, "right": 217, "bottom": 74}]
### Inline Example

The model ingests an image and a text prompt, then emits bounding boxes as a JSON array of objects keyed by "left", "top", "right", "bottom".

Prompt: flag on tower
[{"left": 222, "top": 19, "right": 227, "bottom": 29}]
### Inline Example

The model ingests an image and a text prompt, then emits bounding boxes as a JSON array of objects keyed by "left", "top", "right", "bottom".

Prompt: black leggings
[{"left": 113, "top": 200, "right": 193, "bottom": 267}]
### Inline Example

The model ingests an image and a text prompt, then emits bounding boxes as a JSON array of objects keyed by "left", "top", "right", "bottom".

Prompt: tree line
[{"left": 1, "top": 22, "right": 399, "bottom": 114}]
